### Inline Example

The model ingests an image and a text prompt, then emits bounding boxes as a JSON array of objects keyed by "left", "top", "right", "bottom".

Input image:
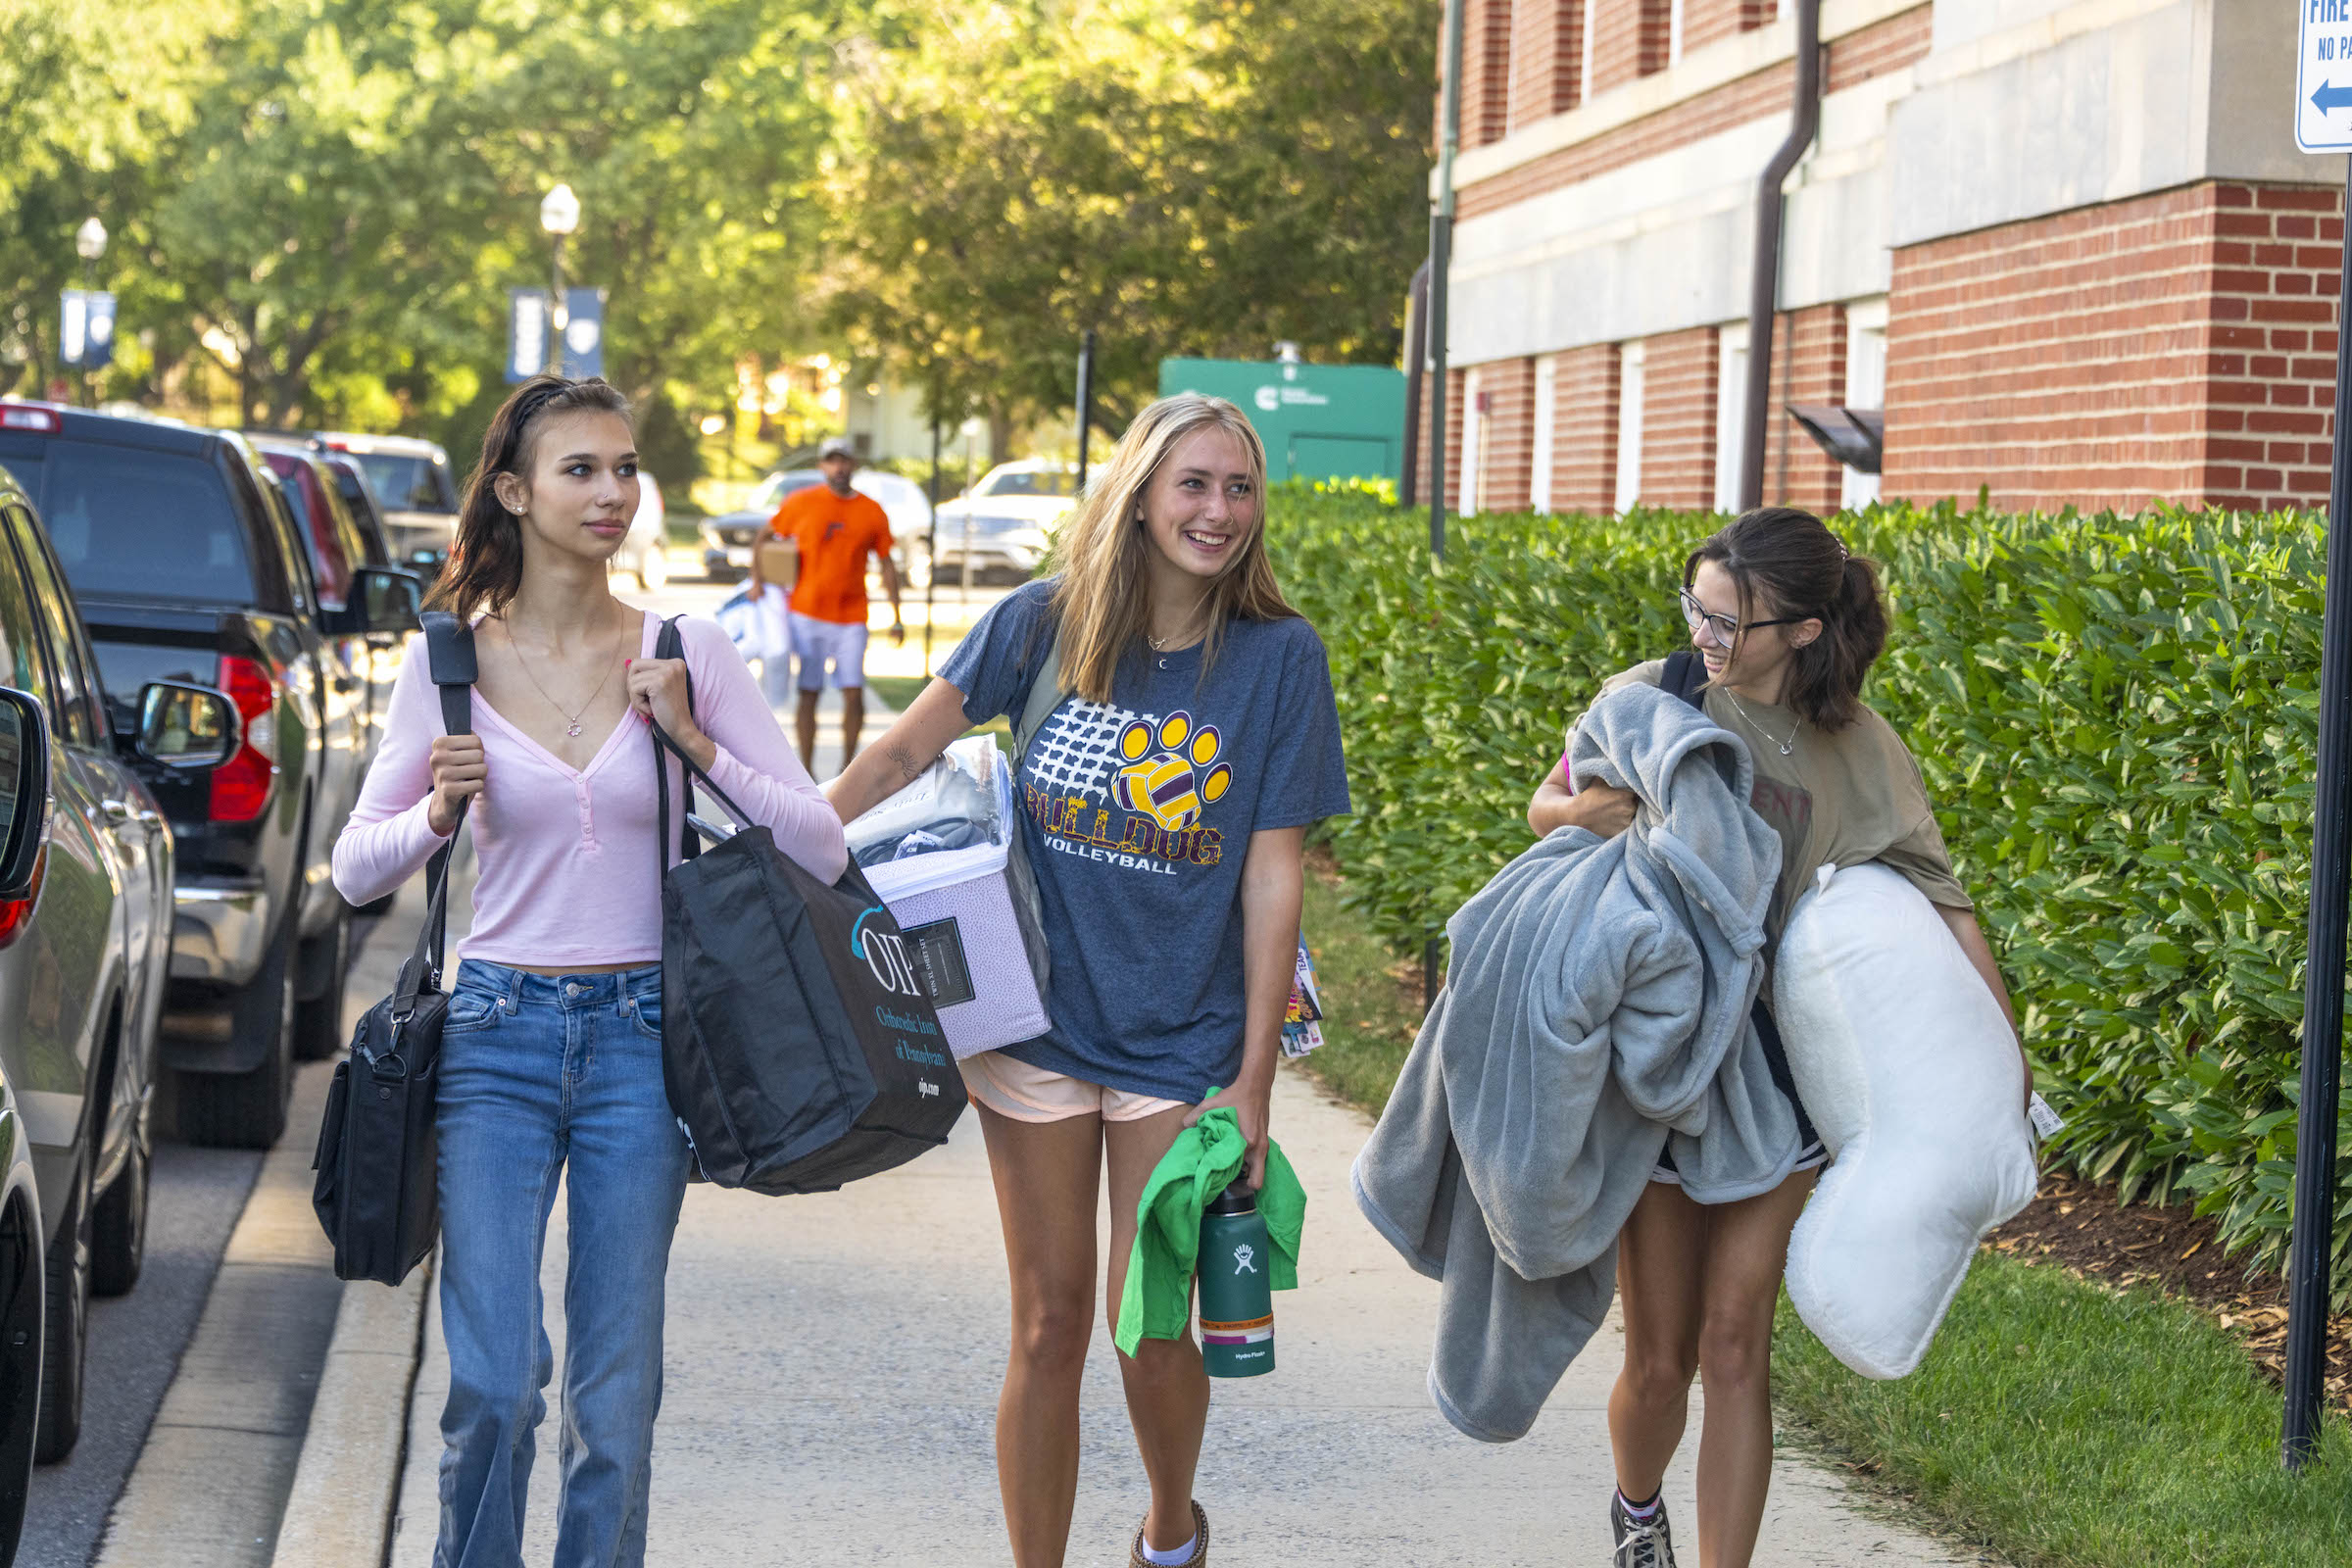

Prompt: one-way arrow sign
[{"left": 2300, "top": 10, "right": 2352, "bottom": 152}]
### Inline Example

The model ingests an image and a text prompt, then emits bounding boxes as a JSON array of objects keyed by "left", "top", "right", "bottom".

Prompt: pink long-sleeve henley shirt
[{"left": 329, "top": 612, "right": 847, "bottom": 967}]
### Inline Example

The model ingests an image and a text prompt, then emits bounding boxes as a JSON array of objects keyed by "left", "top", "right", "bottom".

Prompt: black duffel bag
[
  {"left": 648, "top": 617, "right": 964, "bottom": 1194},
  {"left": 312, "top": 611, "right": 475, "bottom": 1284}
]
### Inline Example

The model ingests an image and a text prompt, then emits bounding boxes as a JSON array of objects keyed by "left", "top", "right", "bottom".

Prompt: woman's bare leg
[
  {"left": 1690, "top": 1168, "right": 1815, "bottom": 1568},
  {"left": 977, "top": 1103, "right": 1104, "bottom": 1568},
  {"left": 1104, "top": 1105, "right": 1211, "bottom": 1554},
  {"left": 1609, "top": 1178, "right": 1707, "bottom": 1503}
]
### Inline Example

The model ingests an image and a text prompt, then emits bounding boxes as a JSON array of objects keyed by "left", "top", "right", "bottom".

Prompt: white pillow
[{"left": 1773, "top": 862, "right": 2038, "bottom": 1379}]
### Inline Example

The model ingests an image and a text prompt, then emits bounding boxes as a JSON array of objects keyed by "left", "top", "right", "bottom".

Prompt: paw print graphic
[{"left": 1110, "top": 710, "right": 1233, "bottom": 832}]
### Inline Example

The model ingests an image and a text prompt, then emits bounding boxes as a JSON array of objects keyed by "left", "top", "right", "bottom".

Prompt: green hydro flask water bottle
[{"left": 1198, "top": 1181, "right": 1275, "bottom": 1377}]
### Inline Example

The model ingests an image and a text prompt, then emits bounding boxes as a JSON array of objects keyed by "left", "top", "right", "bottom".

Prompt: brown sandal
[{"left": 1128, "top": 1499, "right": 1208, "bottom": 1567}]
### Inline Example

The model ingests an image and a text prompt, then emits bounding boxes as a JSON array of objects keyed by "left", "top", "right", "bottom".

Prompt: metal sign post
[
  {"left": 1075, "top": 329, "right": 1097, "bottom": 494},
  {"left": 2284, "top": 3, "right": 2352, "bottom": 1469}
]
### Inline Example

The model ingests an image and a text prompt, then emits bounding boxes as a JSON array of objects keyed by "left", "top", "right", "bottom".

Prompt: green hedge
[{"left": 1265, "top": 487, "right": 2352, "bottom": 1302}]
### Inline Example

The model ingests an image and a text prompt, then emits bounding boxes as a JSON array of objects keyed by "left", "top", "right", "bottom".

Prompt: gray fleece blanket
[{"left": 1351, "top": 681, "right": 1798, "bottom": 1443}]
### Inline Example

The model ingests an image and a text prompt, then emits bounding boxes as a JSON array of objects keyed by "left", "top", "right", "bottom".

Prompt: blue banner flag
[
  {"left": 507, "top": 289, "right": 550, "bottom": 383},
  {"left": 59, "top": 290, "right": 116, "bottom": 371},
  {"left": 562, "top": 287, "right": 606, "bottom": 380}
]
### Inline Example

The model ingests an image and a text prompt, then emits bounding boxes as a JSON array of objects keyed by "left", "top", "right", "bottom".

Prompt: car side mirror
[
  {"left": 335, "top": 566, "right": 421, "bottom": 637},
  {"left": 134, "top": 681, "right": 238, "bottom": 770},
  {"left": 0, "top": 689, "right": 52, "bottom": 904}
]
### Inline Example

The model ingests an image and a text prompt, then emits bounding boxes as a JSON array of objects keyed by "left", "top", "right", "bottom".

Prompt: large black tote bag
[
  {"left": 311, "top": 611, "right": 475, "bottom": 1284},
  {"left": 648, "top": 618, "right": 964, "bottom": 1194}
]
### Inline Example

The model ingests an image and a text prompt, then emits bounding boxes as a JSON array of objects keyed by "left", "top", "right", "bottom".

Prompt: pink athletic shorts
[{"left": 960, "top": 1050, "right": 1185, "bottom": 1124}]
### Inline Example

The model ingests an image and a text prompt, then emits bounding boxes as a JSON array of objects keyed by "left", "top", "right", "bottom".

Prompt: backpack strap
[
  {"left": 1013, "top": 629, "right": 1064, "bottom": 762},
  {"left": 1661, "top": 649, "right": 1709, "bottom": 712},
  {"left": 394, "top": 612, "right": 475, "bottom": 1014}
]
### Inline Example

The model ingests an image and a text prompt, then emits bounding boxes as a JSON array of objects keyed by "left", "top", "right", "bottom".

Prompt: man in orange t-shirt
[{"left": 750, "top": 437, "right": 903, "bottom": 769}]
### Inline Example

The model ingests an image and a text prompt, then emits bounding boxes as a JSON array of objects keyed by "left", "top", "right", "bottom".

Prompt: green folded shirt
[{"left": 1113, "top": 1099, "right": 1306, "bottom": 1357}]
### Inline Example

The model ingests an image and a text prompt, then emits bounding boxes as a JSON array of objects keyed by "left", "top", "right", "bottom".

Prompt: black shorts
[{"left": 1650, "top": 997, "right": 1825, "bottom": 1186}]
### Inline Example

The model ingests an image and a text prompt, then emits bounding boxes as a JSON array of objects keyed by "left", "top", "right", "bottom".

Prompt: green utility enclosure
[{"left": 1158, "top": 358, "right": 1405, "bottom": 483}]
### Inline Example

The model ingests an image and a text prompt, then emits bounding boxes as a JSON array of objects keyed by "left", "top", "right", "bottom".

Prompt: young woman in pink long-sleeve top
[{"left": 331, "top": 374, "right": 844, "bottom": 1568}]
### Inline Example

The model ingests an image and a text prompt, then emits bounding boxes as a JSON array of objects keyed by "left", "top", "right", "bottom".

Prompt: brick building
[{"left": 1426, "top": 1, "right": 2342, "bottom": 517}]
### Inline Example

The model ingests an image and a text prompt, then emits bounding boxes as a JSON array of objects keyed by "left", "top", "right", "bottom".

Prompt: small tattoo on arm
[{"left": 887, "top": 743, "right": 923, "bottom": 783}]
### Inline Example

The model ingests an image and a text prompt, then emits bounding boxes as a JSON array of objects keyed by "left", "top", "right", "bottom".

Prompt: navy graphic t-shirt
[{"left": 940, "top": 580, "right": 1351, "bottom": 1102}]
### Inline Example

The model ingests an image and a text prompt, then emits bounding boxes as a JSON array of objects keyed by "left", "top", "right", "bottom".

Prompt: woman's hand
[
  {"left": 1187, "top": 1065, "right": 1274, "bottom": 1192},
  {"left": 627, "top": 657, "right": 714, "bottom": 770},
  {"left": 427, "top": 735, "right": 485, "bottom": 836},
  {"left": 1529, "top": 770, "right": 1637, "bottom": 839}
]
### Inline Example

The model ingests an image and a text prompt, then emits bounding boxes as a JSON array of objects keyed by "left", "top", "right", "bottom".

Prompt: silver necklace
[
  {"left": 1722, "top": 687, "right": 1799, "bottom": 756},
  {"left": 509, "top": 623, "right": 622, "bottom": 739}
]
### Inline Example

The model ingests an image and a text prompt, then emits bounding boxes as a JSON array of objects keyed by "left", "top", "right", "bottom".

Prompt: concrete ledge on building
[{"left": 268, "top": 1262, "right": 432, "bottom": 1568}]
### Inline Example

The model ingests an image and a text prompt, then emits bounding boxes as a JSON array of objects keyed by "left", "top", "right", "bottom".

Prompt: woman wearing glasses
[{"left": 1526, "top": 507, "right": 2023, "bottom": 1568}]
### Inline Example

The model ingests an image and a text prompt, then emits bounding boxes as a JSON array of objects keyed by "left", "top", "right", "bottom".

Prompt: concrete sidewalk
[{"left": 385, "top": 1061, "right": 1983, "bottom": 1566}]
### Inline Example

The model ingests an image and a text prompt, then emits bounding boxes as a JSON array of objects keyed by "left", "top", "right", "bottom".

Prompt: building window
[
  {"left": 1461, "top": 367, "right": 1486, "bottom": 516},
  {"left": 1842, "top": 298, "right": 1887, "bottom": 511},
  {"left": 1579, "top": 0, "right": 1596, "bottom": 107},
  {"left": 1532, "top": 355, "right": 1559, "bottom": 513},
  {"left": 1713, "top": 321, "right": 1748, "bottom": 514},
  {"left": 1613, "top": 343, "right": 1645, "bottom": 514}
]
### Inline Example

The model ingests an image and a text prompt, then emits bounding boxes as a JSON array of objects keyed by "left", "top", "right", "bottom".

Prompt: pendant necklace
[
  {"left": 1723, "top": 687, "right": 1799, "bottom": 757},
  {"left": 512, "top": 623, "right": 622, "bottom": 739}
]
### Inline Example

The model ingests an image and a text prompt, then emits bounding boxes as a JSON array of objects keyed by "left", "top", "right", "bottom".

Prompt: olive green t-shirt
[{"left": 1582, "top": 661, "right": 1972, "bottom": 945}]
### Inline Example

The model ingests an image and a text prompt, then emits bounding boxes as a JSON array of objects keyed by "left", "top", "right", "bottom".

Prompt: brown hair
[
  {"left": 424, "top": 374, "right": 633, "bottom": 623},
  {"left": 1684, "top": 506, "right": 1886, "bottom": 730},
  {"left": 1047, "top": 393, "right": 1298, "bottom": 702}
]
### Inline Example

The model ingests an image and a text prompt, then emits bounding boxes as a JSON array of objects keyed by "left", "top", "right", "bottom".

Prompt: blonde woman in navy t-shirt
[{"left": 828, "top": 395, "right": 1349, "bottom": 1568}]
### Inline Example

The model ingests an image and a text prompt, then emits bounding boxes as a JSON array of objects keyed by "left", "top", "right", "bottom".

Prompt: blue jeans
[{"left": 432, "top": 961, "right": 690, "bottom": 1568}]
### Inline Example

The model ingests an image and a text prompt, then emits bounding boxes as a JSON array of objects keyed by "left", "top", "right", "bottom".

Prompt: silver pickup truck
[{"left": 318, "top": 431, "right": 459, "bottom": 578}]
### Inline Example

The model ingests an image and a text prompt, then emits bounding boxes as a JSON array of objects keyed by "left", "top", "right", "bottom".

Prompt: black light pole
[
  {"left": 1075, "top": 329, "right": 1097, "bottom": 495},
  {"left": 1426, "top": 0, "right": 1463, "bottom": 568},
  {"left": 73, "top": 217, "right": 105, "bottom": 408},
  {"left": 1400, "top": 261, "right": 1430, "bottom": 510},
  {"left": 1737, "top": 0, "right": 1822, "bottom": 511},
  {"left": 924, "top": 416, "right": 942, "bottom": 677},
  {"left": 2282, "top": 149, "right": 2352, "bottom": 1472},
  {"left": 541, "top": 183, "right": 579, "bottom": 378}
]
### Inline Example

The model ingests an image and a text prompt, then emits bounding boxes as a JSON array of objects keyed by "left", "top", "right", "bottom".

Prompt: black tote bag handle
[
  {"left": 648, "top": 615, "right": 760, "bottom": 881},
  {"left": 392, "top": 611, "right": 477, "bottom": 1024}
]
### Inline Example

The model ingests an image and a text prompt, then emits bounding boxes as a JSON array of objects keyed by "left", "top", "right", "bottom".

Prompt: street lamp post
[
  {"left": 540, "top": 183, "right": 580, "bottom": 378},
  {"left": 74, "top": 217, "right": 107, "bottom": 408}
]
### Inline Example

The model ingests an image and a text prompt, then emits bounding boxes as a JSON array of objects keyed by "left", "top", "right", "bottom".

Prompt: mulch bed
[{"left": 1984, "top": 1172, "right": 2352, "bottom": 1410}]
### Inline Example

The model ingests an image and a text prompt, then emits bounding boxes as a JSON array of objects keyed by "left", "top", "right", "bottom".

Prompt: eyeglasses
[{"left": 1678, "top": 588, "right": 1804, "bottom": 649}]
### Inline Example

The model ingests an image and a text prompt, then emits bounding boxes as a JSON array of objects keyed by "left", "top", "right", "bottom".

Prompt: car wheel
[
  {"left": 636, "top": 544, "right": 667, "bottom": 591},
  {"left": 90, "top": 1117, "right": 147, "bottom": 1299},
  {"left": 292, "top": 905, "right": 352, "bottom": 1062},
  {"left": 178, "top": 918, "right": 296, "bottom": 1151},
  {"left": 0, "top": 1192, "right": 41, "bottom": 1556},
  {"left": 34, "top": 1158, "right": 89, "bottom": 1463}
]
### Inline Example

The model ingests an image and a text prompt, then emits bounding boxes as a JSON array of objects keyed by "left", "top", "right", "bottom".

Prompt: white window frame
[
  {"left": 1613, "top": 343, "right": 1645, "bottom": 515},
  {"left": 1841, "top": 297, "right": 1889, "bottom": 512},
  {"left": 1578, "top": 0, "right": 1595, "bottom": 109},
  {"left": 1459, "top": 367, "right": 1485, "bottom": 517},
  {"left": 1668, "top": 0, "right": 1687, "bottom": 67},
  {"left": 1712, "top": 321, "right": 1748, "bottom": 514},
  {"left": 1531, "top": 355, "right": 1559, "bottom": 513}
]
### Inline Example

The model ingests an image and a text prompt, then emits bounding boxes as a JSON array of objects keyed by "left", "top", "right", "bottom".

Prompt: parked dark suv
[
  {"left": 0, "top": 459, "right": 194, "bottom": 1467},
  {"left": 0, "top": 404, "right": 416, "bottom": 1149}
]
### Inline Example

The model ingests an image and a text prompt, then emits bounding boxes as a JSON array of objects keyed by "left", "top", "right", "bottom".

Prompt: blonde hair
[{"left": 1047, "top": 393, "right": 1298, "bottom": 702}]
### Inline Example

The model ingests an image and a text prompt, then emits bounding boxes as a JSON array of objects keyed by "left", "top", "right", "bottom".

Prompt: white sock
[
  {"left": 1140, "top": 1530, "right": 1198, "bottom": 1565},
  {"left": 1618, "top": 1489, "right": 1662, "bottom": 1522}
]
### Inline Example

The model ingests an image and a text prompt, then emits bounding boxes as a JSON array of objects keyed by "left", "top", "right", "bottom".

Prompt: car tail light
[
  {"left": 209, "top": 655, "right": 279, "bottom": 823},
  {"left": 0, "top": 846, "right": 46, "bottom": 949},
  {"left": 0, "top": 406, "right": 61, "bottom": 433}
]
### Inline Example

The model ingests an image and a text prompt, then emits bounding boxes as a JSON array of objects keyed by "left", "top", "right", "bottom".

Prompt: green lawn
[{"left": 1299, "top": 854, "right": 2352, "bottom": 1566}]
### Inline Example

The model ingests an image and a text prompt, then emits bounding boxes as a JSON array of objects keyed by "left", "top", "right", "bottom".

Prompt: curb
[{"left": 267, "top": 1260, "right": 431, "bottom": 1568}]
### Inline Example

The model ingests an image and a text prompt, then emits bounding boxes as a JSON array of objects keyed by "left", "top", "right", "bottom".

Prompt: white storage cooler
[{"left": 849, "top": 737, "right": 1052, "bottom": 1058}]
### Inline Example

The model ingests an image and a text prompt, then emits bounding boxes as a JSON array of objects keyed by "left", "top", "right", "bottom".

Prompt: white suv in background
[{"left": 926, "top": 461, "right": 1076, "bottom": 586}]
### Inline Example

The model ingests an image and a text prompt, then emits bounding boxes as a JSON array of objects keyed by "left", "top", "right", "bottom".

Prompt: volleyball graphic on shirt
[{"left": 1110, "top": 710, "right": 1232, "bottom": 832}]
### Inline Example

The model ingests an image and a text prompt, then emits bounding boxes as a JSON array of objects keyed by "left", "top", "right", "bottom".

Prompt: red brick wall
[
  {"left": 1479, "top": 358, "right": 1540, "bottom": 511},
  {"left": 1591, "top": 0, "right": 1673, "bottom": 97},
  {"left": 1762, "top": 304, "right": 1847, "bottom": 514},
  {"left": 1550, "top": 345, "right": 1621, "bottom": 514},
  {"left": 1683, "top": 0, "right": 1775, "bottom": 55},
  {"left": 1460, "top": 6, "right": 1931, "bottom": 220},
  {"left": 1464, "top": 0, "right": 1517, "bottom": 148},
  {"left": 1509, "top": 0, "right": 1588, "bottom": 130},
  {"left": 1641, "top": 328, "right": 1720, "bottom": 508},
  {"left": 1884, "top": 180, "right": 2342, "bottom": 514}
]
